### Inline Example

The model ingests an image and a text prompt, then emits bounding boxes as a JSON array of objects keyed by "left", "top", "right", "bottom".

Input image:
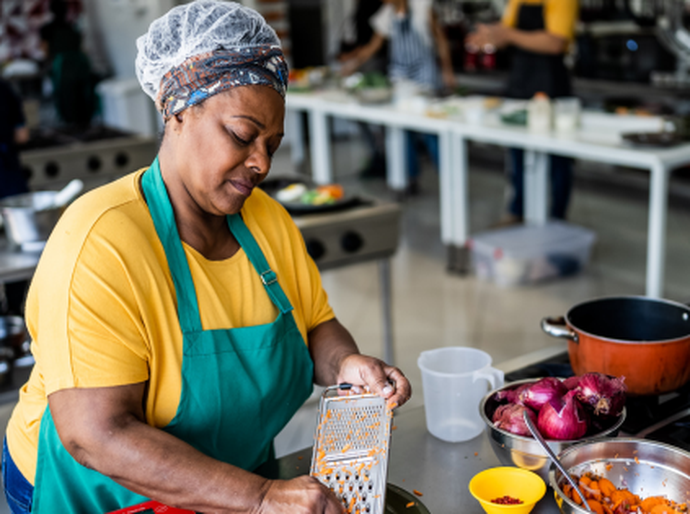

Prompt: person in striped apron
[{"left": 342, "top": 0, "right": 456, "bottom": 195}]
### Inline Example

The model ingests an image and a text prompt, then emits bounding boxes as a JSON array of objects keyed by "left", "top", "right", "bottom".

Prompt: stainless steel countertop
[
  {"left": 276, "top": 347, "right": 570, "bottom": 514},
  {"left": 277, "top": 405, "right": 560, "bottom": 514}
]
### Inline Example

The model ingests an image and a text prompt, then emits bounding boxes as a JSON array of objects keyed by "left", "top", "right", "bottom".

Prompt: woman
[{"left": 3, "top": 2, "right": 411, "bottom": 513}]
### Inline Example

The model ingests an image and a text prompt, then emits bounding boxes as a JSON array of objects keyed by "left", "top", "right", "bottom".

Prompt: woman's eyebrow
[{"left": 232, "top": 115, "right": 265, "bottom": 129}]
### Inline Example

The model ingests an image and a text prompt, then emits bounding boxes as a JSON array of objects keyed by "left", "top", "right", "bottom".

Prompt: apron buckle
[{"left": 260, "top": 269, "right": 278, "bottom": 286}]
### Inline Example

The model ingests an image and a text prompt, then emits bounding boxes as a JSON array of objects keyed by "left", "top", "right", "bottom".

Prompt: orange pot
[{"left": 542, "top": 296, "right": 690, "bottom": 396}]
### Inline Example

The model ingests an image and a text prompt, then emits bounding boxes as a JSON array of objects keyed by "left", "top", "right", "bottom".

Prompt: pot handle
[{"left": 541, "top": 316, "right": 579, "bottom": 343}]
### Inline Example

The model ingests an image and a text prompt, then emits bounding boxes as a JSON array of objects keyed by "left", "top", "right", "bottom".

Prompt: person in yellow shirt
[
  {"left": 467, "top": 0, "right": 579, "bottom": 221},
  {"left": 2, "top": 2, "right": 411, "bottom": 513}
]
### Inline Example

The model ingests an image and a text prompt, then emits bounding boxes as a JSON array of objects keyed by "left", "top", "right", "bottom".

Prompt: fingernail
[{"left": 383, "top": 385, "right": 393, "bottom": 395}]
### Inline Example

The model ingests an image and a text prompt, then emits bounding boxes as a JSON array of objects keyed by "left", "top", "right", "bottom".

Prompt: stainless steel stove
[
  {"left": 19, "top": 126, "right": 158, "bottom": 189},
  {"left": 503, "top": 350, "right": 690, "bottom": 452}
]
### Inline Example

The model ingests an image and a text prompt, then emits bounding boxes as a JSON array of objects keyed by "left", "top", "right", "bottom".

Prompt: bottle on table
[{"left": 527, "top": 92, "right": 552, "bottom": 133}]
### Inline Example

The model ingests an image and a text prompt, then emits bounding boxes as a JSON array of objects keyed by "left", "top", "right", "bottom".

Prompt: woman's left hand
[{"left": 335, "top": 354, "right": 411, "bottom": 408}]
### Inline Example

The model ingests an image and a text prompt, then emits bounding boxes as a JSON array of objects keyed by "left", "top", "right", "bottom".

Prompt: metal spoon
[{"left": 523, "top": 410, "right": 593, "bottom": 513}]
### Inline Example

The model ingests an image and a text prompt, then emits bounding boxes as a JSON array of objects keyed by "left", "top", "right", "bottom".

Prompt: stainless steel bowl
[
  {"left": 0, "top": 191, "right": 62, "bottom": 248},
  {"left": 480, "top": 378, "right": 626, "bottom": 481},
  {"left": 549, "top": 438, "right": 690, "bottom": 514}
]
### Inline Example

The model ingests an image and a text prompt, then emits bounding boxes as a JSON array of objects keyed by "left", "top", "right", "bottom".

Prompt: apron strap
[
  {"left": 227, "top": 213, "right": 293, "bottom": 315},
  {"left": 141, "top": 157, "right": 203, "bottom": 332}
]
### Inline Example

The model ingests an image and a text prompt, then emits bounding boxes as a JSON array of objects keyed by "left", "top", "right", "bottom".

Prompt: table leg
[
  {"left": 378, "top": 258, "right": 395, "bottom": 365},
  {"left": 646, "top": 162, "right": 670, "bottom": 298},
  {"left": 286, "top": 109, "right": 305, "bottom": 167},
  {"left": 386, "top": 126, "right": 407, "bottom": 194},
  {"left": 308, "top": 109, "right": 333, "bottom": 185},
  {"left": 523, "top": 150, "right": 549, "bottom": 225},
  {"left": 446, "top": 132, "right": 470, "bottom": 273}
]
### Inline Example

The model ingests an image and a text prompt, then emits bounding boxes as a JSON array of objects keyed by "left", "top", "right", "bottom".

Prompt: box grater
[{"left": 310, "top": 384, "right": 394, "bottom": 514}]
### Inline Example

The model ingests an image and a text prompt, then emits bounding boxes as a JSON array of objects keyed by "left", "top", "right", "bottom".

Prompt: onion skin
[
  {"left": 570, "top": 372, "right": 627, "bottom": 417},
  {"left": 492, "top": 403, "right": 538, "bottom": 437},
  {"left": 494, "top": 383, "right": 531, "bottom": 404},
  {"left": 537, "top": 389, "right": 589, "bottom": 440},
  {"left": 519, "top": 377, "right": 569, "bottom": 411}
]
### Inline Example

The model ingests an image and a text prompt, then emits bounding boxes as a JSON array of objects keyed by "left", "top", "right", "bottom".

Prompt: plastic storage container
[{"left": 469, "top": 221, "right": 596, "bottom": 287}]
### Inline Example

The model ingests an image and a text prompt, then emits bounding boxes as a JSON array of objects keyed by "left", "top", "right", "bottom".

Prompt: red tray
[{"left": 106, "top": 500, "right": 194, "bottom": 513}]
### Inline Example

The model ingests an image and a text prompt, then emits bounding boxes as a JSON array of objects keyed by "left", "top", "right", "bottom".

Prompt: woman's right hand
[{"left": 258, "top": 476, "right": 345, "bottom": 514}]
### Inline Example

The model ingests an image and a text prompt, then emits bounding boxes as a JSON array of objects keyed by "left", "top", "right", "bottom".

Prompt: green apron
[{"left": 31, "top": 157, "right": 314, "bottom": 512}]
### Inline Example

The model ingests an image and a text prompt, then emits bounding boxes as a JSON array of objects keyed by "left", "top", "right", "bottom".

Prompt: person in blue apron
[
  {"left": 341, "top": 0, "right": 456, "bottom": 195},
  {"left": 466, "top": 0, "right": 579, "bottom": 221},
  {"left": 2, "top": 3, "right": 411, "bottom": 513}
]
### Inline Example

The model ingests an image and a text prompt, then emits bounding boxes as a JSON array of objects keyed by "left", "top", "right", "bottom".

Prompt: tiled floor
[{"left": 1, "top": 131, "right": 689, "bottom": 509}]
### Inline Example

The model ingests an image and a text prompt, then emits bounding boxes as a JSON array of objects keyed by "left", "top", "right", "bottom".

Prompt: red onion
[
  {"left": 493, "top": 383, "right": 530, "bottom": 404},
  {"left": 570, "top": 372, "right": 627, "bottom": 417},
  {"left": 492, "top": 403, "right": 537, "bottom": 437},
  {"left": 562, "top": 376, "right": 581, "bottom": 390},
  {"left": 519, "top": 377, "right": 568, "bottom": 411},
  {"left": 537, "top": 389, "right": 589, "bottom": 440}
]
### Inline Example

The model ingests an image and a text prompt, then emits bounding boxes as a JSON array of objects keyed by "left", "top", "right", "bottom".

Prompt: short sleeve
[
  {"left": 370, "top": 4, "right": 394, "bottom": 38},
  {"left": 29, "top": 202, "right": 154, "bottom": 395},
  {"left": 545, "top": 0, "right": 578, "bottom": 41},
  {"left": 502, "top": 0, "right": 521, "bottom": 28}
]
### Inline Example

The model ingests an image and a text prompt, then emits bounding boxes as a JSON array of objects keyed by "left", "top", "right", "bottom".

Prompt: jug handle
[
  {"left": 473, "top": 367, "right": 504, "bottom": 390},
  {"left": 541, "top": 316, "right": 579, "bottom": 343}
]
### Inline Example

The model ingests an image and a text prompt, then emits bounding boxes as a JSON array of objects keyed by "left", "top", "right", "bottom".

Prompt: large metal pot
[{"left": 542, "top": 296, "right": 690, "bottom": 396}]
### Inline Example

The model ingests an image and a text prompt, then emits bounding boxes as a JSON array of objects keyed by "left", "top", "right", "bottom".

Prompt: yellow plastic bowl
[{"left": 469, "top": 467, "right": 547, "bottom": 514}]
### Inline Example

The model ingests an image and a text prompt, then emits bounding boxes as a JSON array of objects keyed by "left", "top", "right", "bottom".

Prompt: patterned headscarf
[{"left": 156, "top": 45, "right": 288, "bottom": 120}]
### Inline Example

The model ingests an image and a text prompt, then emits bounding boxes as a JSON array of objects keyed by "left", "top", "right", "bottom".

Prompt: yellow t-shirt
[
  {"left": 502, "top": 0, "right": 578, "bottom": 42},
  {"left": 6, "top": 169, "right": 334, "bottom": 484}
]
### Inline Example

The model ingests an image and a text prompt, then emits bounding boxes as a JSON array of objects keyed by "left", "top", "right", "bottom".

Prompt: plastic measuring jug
[{"left": 418, "top": 347, "right": 504, "bottom": 442}]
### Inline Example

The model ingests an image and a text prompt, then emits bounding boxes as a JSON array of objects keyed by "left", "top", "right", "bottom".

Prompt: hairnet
[{"left": 135, "top": 0, "right": 288, "bottom": 118}]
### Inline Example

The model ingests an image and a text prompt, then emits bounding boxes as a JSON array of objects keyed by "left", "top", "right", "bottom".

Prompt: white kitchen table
[{"left": 286, "top": 90, "right": 690, "bottom": 298}]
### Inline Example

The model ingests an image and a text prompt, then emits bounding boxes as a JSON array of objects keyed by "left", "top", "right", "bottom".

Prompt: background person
[
  {"left": 3, "top": 3, "right": 411, "bottom": 513},
  {"left": 466, "top": 0, "right": 579, "bottom": 221},
  {"left": 39, "top": 0, "right": 97, "bottom": 126},
  {"left": 0, "top": 77, "right": 29, "bottom": 200},
  {"left": 0, "top": 78, "right": 31, "bottom": 318},
  {"left": 342, "top": 0, "right": 456, "bottom": 195},
  {"left": 337, "top": 0, "right": 388, "bottom": 179}
]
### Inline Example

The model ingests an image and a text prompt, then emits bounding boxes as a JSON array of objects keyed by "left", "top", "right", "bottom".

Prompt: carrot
[
  {"left": 406, "top": 502, "right": 415, "bottom": 508},
  {"left": 571, "top": 489, "right": 583, "bottom": 505},
  {"left": 641, "top": 496, "right": 669, "bottom": 513},
  {"left": 598, "top": 478, "right": 616, "bottom": 497},
  {"left": 413, "top": 489, "right": 424, "bottom": 497},
  {"left": 580, "top": 475, "right": 592, "bottom": 487},
  {"left": 586, "top": 499, "right": 605, "bottom": 514},
  {"left": 587, "top": 481, "right": 602, "bottom": 501},
  {"left": 650, "top": 504, "right": 679, "bottom": 514}
]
